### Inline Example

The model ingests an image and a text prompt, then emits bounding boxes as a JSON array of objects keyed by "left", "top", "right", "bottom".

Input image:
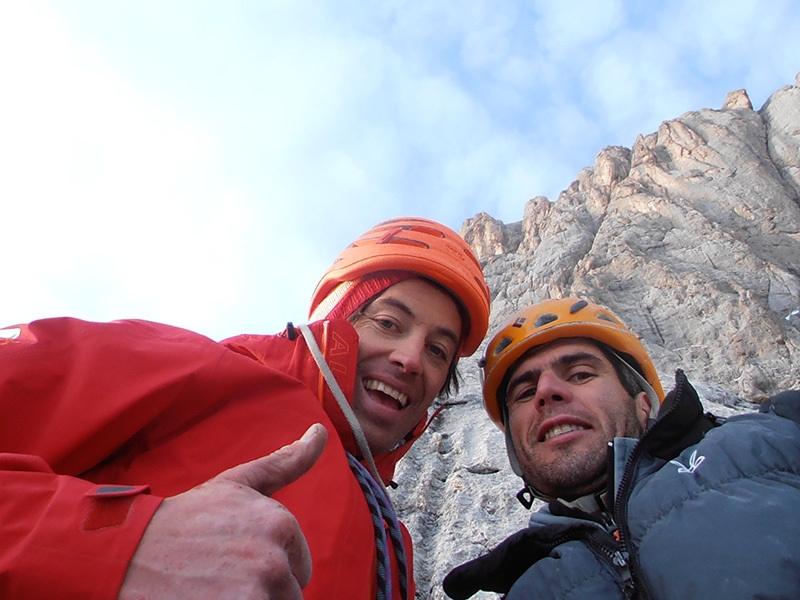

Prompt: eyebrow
[
  {"left": 506, "top": 351, "right": 605, "bottom": 399},
  {"left": 370, "top": 296, "right": 461, "bottom": 348}
]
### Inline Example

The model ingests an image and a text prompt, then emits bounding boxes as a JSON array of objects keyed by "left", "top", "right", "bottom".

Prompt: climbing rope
[{"left": 348, "top": 453, "right": 409, "bottom": 600}]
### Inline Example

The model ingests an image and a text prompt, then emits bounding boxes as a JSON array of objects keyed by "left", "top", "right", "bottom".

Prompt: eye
[
  {"left": 375, "top": 317, "right": 398, "bottom": 331},
  {"left": 568, "top": 369, "right": 596, "bottom": 383},
  {"left": 508, "top": 384, "right": 536, "bottom": 406},
  {"left": 359, "top": 310, "right": 404, "bottom": 337},
  {"left": 427, "top": 342, "right": 452, "bottom": 364}
]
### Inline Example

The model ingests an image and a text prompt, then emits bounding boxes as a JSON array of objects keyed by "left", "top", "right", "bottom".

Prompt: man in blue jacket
[{"left": 444, "top": 298, "right": 800, "bottom": 600}]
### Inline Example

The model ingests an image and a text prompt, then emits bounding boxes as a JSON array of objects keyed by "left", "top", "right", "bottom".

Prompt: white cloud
[
  {"left": 532, "top": 0, "right": 625, "bottom": 56},
  {"left": 0, "top": 3, "right": 250, "bottom": 336}
]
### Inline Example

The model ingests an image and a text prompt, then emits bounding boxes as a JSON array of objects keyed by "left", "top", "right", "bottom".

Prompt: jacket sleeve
[
  {"left": 759, "top": 390, "right": 800, "bottom": 425},
  {"left": 0, "top": 453, "right": 162, "bottom": 599},
  {"left": 0, "top": 317, "right": 224, "bottom": 599}
]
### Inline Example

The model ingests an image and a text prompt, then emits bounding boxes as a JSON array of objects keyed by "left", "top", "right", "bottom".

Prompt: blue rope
[{"left": 348, "top": 454, "right": 409, "bottom": 600}]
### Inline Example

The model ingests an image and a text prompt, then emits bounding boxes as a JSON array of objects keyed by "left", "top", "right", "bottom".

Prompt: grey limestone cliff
[
  {"left": 392, "top": 73, "right": 800, "bottom": 599},
  {"left": 464, "top": 76, "right": 800, "bottom": 401}
]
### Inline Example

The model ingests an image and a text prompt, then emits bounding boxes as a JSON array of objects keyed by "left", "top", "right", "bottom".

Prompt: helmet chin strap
[
  {"left": 513, "top": 465, "right": 609, "bottom": 512},
  {"left": 502, "top": 406, "right": 555, "bottom": 509},
  {"left": 555, "top": 490, "right": 609, "bottom": 514}
]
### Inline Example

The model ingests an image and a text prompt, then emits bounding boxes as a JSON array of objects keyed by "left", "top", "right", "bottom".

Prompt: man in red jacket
[{"left": 0, "top": 217, "right": 491, "bottom": 600}]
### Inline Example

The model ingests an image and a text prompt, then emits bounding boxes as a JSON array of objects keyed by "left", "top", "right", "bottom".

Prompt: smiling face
[
  {"left": 351, "top": 278, "right": 462, "bottom": 455},
  {"left": 504, "top": 338, "right": 651, "bottom": 500}
]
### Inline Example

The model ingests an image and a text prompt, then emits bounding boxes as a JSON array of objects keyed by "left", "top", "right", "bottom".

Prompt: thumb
[{"left": 215, "top": 423, "right": 328, "bottom": 496}]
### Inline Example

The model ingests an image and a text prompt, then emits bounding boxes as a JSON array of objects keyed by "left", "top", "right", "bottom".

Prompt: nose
[
  {"left": 389, "top": 333, "right": 424, "bottom": 375},
  {"left": 535, "top": 371, "right": 569, "bottom": 408}
]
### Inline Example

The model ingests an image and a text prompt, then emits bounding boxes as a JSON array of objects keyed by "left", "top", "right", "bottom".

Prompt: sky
[{"left": 2, "top": 0, "right": 798, "bottom": 341}]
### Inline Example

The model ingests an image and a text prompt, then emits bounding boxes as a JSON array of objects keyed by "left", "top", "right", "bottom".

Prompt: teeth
[
  {"left": 364, "top": 379, "right": 409, "bottom": 408},
  {"left": 544, "top": 423, "right": 586, "bottom": 441}
]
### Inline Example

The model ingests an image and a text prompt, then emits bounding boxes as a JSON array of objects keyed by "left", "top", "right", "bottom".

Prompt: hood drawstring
[{"left": 297, "top": 323, "right": 382, "bottom": 484}]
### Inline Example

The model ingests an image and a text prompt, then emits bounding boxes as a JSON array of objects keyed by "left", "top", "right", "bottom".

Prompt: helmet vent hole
[
  {"left": 534, "top": 313, "right": 558, "bottom": 328},
  {"left": 569, "top": 300, "right": 588, "bottom": 314},
  {"left": 406, "top": 225, "right": 446, "bottom": 238},
  {"left": 597, "top": 312, "right": 616, "bottom": 323},
  {"left": 384, "top": 237, "right": 431, "bottom": 249},
  {"left": 493, "top": 336, "right": 513, "bottom": 355}
]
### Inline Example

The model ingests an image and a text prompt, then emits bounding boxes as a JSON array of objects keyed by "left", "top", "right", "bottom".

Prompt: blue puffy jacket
[{"left": 444, "top": 371, "right": 800, "bottom": 599}]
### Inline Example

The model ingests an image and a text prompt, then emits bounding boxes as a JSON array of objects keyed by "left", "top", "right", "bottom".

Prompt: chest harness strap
[{"left": 297, "top": 323, "right": 409, "bottom": 600}]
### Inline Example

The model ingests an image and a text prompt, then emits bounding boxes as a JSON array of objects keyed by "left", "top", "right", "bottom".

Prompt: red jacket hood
[{"left": 221, "top": 319, "right": 426, "bottom": 485}]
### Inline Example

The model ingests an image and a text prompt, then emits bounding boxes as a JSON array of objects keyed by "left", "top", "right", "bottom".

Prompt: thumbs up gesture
[{"left": 119, "top": 423, "right": 328, "bottom": 600}]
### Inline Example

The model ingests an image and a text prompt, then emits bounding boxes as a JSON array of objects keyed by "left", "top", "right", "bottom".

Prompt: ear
[{"left": 634, "top": 390, "right": 652, "bottom": 429}]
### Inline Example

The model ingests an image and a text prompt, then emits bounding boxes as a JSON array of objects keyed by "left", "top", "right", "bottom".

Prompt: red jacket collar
[{"left": 221, "top": 319, "right": 427, "bottom": 485}]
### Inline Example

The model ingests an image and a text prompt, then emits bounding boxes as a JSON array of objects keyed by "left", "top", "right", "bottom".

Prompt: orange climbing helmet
[
  {"left": 309, "top": 217, "right": 491, "bottom": 357},
  {"left": 481, "top": 298, "right": 665, "bottom": 428}
]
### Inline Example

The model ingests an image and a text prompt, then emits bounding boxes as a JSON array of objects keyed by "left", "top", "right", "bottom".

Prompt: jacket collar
[
  {"left": 552, "top": 370, "right": 710, "bottom": 514},
  {"left": 221, "top": 319, "right": 426, "bottom": 485}
]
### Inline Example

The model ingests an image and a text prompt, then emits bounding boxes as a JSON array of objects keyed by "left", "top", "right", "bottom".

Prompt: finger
[
  {"left": 260, "top": 540, "right": 312, "bottom": 598},
  {"left": 284, "top": 526, "right": 314, "bottom": 591},
  {"left": 216, "top": 423, "right": 328, "bottom": 496}
]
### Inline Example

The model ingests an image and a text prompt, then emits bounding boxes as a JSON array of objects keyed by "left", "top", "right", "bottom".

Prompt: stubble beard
[
  {"left": 521, "top": 439, "right": 609, "bottom": 501},
  {"left": 519, "top": 400, "right": 646, "bottom": 501}
]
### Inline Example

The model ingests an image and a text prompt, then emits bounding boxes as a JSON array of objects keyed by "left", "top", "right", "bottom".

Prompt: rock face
[
  {"left": 465, "top": 79, "right": 800, "bottom": 401},
  {"left": 391, "top": 74, "right": 800, "bottom": 599}
]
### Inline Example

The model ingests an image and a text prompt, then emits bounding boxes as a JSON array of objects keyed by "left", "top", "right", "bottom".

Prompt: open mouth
[
  {"left": 542, "top": 423, "right": 587, "bottom": 442},
  {"left": 364, "top": 379, "right": 409, "bottom": 410}
]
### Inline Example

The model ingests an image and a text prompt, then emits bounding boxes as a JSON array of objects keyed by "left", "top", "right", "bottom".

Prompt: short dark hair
[
  {"left": 439, "top": 358, "right": 460, "bottom": 398},
  {"left": 594, "top": 341, "right": 646, "bottom": 398}
]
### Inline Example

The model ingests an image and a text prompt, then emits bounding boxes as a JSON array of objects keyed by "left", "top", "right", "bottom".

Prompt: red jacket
[{"left": 0, "top": 317, "right": 420, "bottom": 599}]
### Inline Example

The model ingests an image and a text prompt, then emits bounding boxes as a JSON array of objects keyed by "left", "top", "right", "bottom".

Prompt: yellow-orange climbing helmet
[
  {"left": 481, "top": 297, "right": 665, "bottom": 428},
  {"left": 309, "top": 217, "right": 491, "bottom": 357}
]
